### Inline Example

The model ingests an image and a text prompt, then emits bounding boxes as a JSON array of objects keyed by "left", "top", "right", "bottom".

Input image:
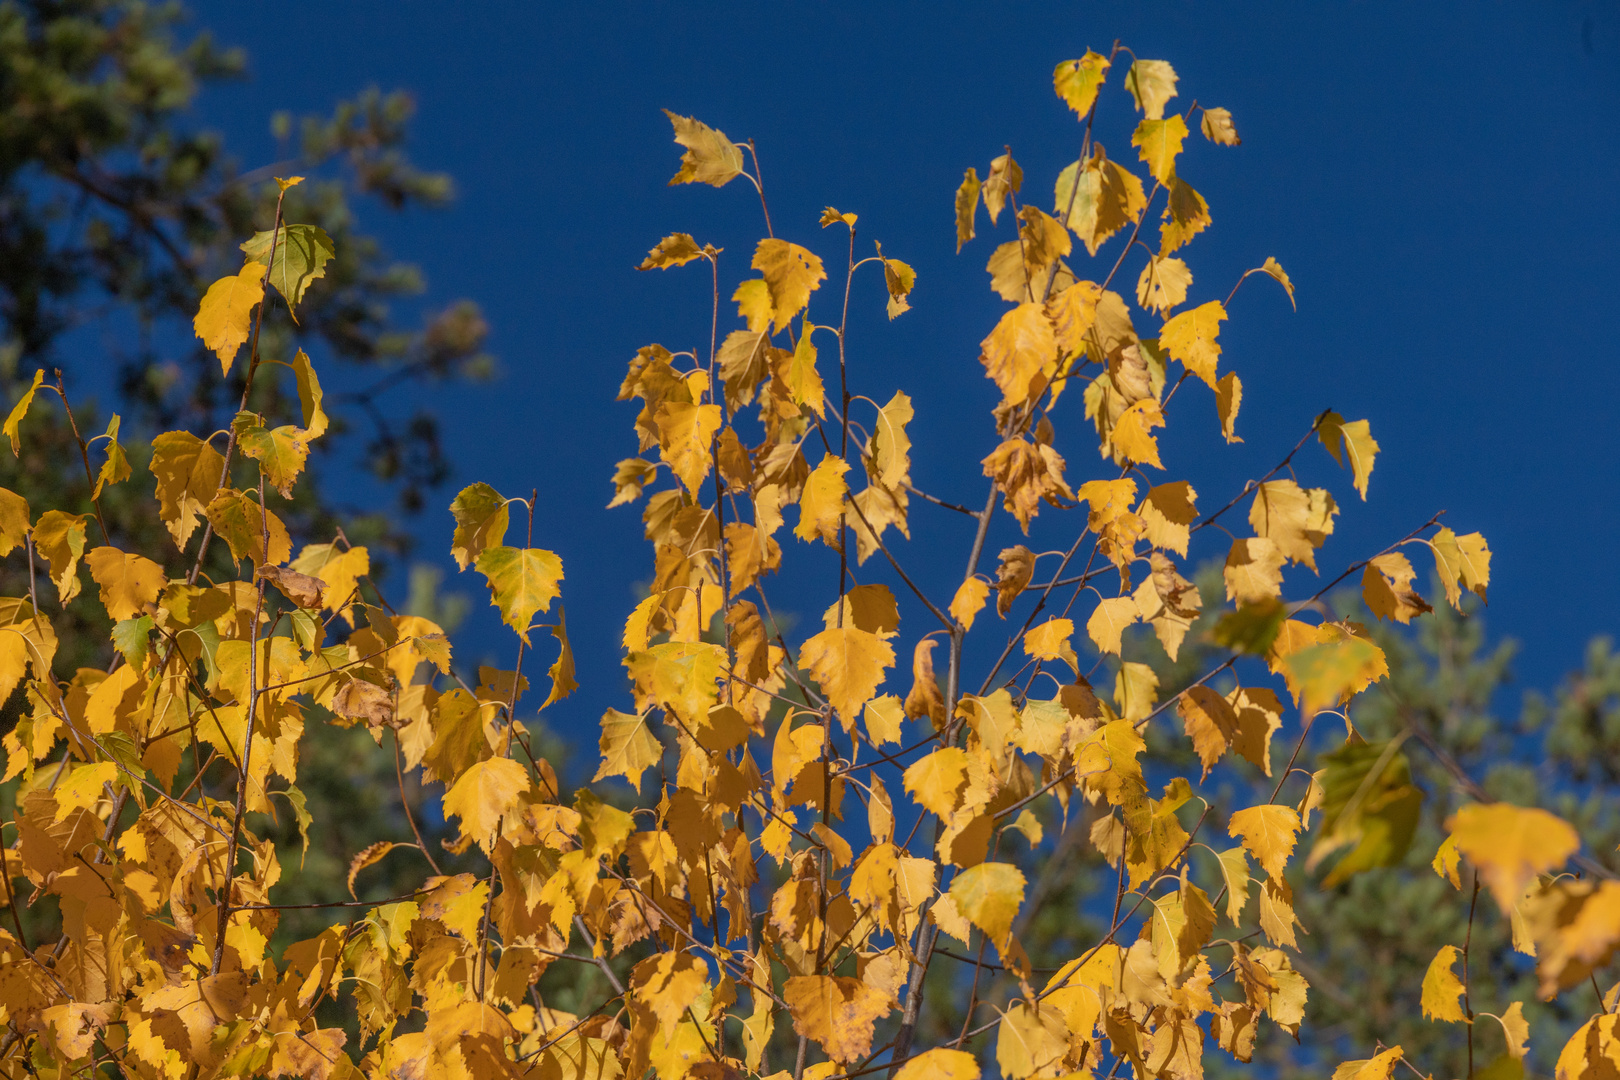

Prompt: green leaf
[
  {"left": 1212, "top": 598, "right": 1287, "bottom": 654},
  {"left": 1306, "top": 738, "right": 1423, "bottom": 886},
  {"left": 110, "top": 615, "right": 153, "bottom": 669},
  {"left": 241, "top": 224, "right": 337, "bottom": 313}
]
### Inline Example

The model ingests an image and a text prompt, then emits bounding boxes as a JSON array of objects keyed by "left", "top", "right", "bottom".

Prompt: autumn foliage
[{"left": 0, "top": 42, "right": 1611, "bottom": 1080}]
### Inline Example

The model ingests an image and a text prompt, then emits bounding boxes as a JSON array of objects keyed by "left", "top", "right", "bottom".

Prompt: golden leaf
[
  {"left": 3, "top": 368, "right": 43, "bottom": 455},
  {"left": 442, "top": 757, "right": 528, "bottom": 850},
  {"left": 980, "top": 302, "right": 1057, "bottom": 408},
  {"left": 1448, "top": 802, "right": 1580, "bottom": 913},
  {"left": 1136, "top": 255, "right": 1192, "bottom": 314},
  {"left": 896, "top": 1048, "right": 981, "bottom": 1080},
  {"left": 753, "top": 238, "right": 827, "bottom": 333},
  {"left": 1228, "top": 804, "right": 1302, "bottom": 879},
  {"left": 1133, "top": 115, "right": 1188, "bottom": 185},
  {"left": 663, "top": 110, "right": 744, "bottom": 187},
  {"left": 983, "top": 152, "right": 1023, "bottom": 226},
  {"left": 655, "top": 401, "right": 722, "bottom": 497},
  {"left": 800, "top": 625, "right": 894, "bottom": 725},
  {"left": 1054, "top": 52, "right": 1111, "bottom": 116},
  {"left": 955, "top": 168, "right": 981, "bottom": 252},
  {"left": 795, "top": 453, "right": 851, "bottom": 546},
  {"left": 1087, "top": 596, "right": 1139, "bottom": 656},
  {"left": 593, "top": 708, "right": 662, "bottom": 793},
  {"left": 1421, "top": 944, "right": 1467, "bottom": 1022},
  {"left": 1216, "top": 372, "right": 1243, "bottom": 443},
  {"left": 783, "top": 975, "right": 889, "bottom": 1064},
  {"left": 1159, "top": 300, "right": 1227, "bottom": 388},
  {"left": 638, "top": 232, "right": 711, "bottom": 270},
  {"left": 1318, "top": 412, "right": 1380, "bottom": 500},
  {"left": 193, "top": 263, "right": 265, "bottom": 375},
  {"left": 1110, "top": 398, "right": 1165, "bottom": 468},
  {"left": 84, "top": 547, "right": 166, "bottom": 622},
  {"left": 1126, "top": 59, "right": 1179, "bottom": 120},
  {"left": 475, "top": 546, "right": 564, "bottom": 640},
  {"left": 950, "top": 860, "right": 1025, "bottom": 947},
  {"left": 1202, "top": 107, "right": 1241, "bottom": 145},
  {"left": 951, "top": 577, "right": 990, "bottom": 631},
  {"left": 1025, "top": 617, "right": 1078, "bottom": 672}
]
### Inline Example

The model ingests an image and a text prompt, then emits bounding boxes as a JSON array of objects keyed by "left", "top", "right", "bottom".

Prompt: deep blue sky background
[{"left": 186, "top": 2, "right": 1619, "bottom": 748}]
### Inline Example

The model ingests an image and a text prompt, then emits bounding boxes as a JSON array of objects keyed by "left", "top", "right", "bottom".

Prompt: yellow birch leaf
[
  {"left": 92, "top": 414, "right": 130, "bottom": 498},
  {"left": 663, "top": 110, "right": 744, "bottom": 187},
  {"left": 1228, "top": 804, "right": 1302, "bottom": 879},
  {"left": 3, "top": 369, "right": 44, "bottom": 454},
  {"left": 896, "top": 1047, "right": 981, "bottom": 1080},
  {"left": 54, "top": 762, "right": 117, "bottom": 822},
  {"left": 449, "top": 482, "right": 509, "bottom": 571},
  {"left": 1217, "top": 371, "right": 1243, "bottom": 443},
  {"left": 951, "top": 577, "right": 990, "bottom": 631},
  {"left": 33, "top": 510, "right": 88, "bottom": 604},
  {"left": 795, "top": 454, "right": 850, "bottom": 546},
  {"left": 1448, "top": 802, "right": 1579, "bottom": 913},
  {"left": 1498, "top": 1001, "right": 1530, "bottom": 1059},
  {"left": 0, "top": 487, "right": 28, "bottom": 557},
  {"left": 983, "top": 152, "right": 1023, "bottom": 226},
  {"left": 980, "top": 302, "right": 1056, "bottom": 408},
  {"left": 783, "top": 975, "right": 889, "bottom": 1064},
  {"left": 1140, "top": 481, "right": 1198, "bottom": 556},
  {"left": 194, "top": 263, "right": 265, "bottom": 375},
  {"left": 1160, "top": 176, "right": 1211, "bottom": 254},
  {"left": 443, "top": 756, "right": 529, "bottom": 850},
  {"left": 542, "top": 607, "right": 577, "bottom": 709},
  {"left": 1111, "top": 398, "right": 1165, "bottom": 468},
  {"left": 787, "top": 329, "right": 827, "bottom": 419},
  {"left": 1318, "top": 412, "right": 1380, "bottom": 500},
  {"left": 955, "top": 168, "right": 981, "bottom": 252},
  {"left": 1133, "top": 115, "right": 1189, "bottom": 185},
  {"left": 1126, "top": 60, "right": 1179, "bottom": 120},
  {"left": 1202, "top": 107, "right": 1241, "bottom": 145},
  {"left": 1087, "top": 596, "right": 1139, "bottom": 655},
  {"left": 1421, "top": 945, "right": 1467, "bottom": 1022},
  {"left": 1159, "top": 300, "right": 1227, "bottom": 388},
  {"left": 996, "top": 1001, "right": 1070, "bottom": 1080},
  {"left": 903, "top": 746, "right": 969, "bottom": 819},
  {"left": 638, "top": 232, "right": 709, "bottom": 270},
  {"left": 734, "top": 279, "right": 772, "bottom": 333},
  {"left": 1025, "top": 617, "right": 1078, "bottom": 672},
  {"left": 1136, "top": 255, "right": 1192, "bottom": 313},
  {"left": 1260, "top": 257, "right": 1296, "bottom": 308},
  {"left": 475, "top": 546, "right": 564, "bottom": 640},
  {"left": 871, "top": 390, "right": 914, "bottom": 489},
  {"left": 800, "top": 625, "right": 894, "bottom": 725},
  {"left": 84, "top": 547, "right": 166, "bottom": 622},
  {"left": 1336, "top": 1046, "right": 1404, "bottom": 1080},
  {"left": 1114, "top": 661, "right": 1160, "bottom": 723},
  {"left": 950, "top": 860, "right": 1025, "bottom": 946},
  {"left": 1054, "top": 52, "right": 1111, "bottom": 116},
  {"left": 754, "top": 238, "right": 827, "bottom": 333},
  {"left": 1433, "top": 834, "right": 1462, "bottom": 888},
  {"left": 1217, "top": 846, "right": 1253, "bottom": 923},
  {"left": 655, "top": 401, "right": 722, "bottom": 497},
  {"left": 1047, "top": 279, "right": 1103, "bottom": 357},
  {"left": 593, "top": 708, "right": 661, "bottom": 793}
]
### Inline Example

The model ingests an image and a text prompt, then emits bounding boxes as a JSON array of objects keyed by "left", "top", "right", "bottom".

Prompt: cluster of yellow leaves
[{"left": 0, "top": 48, "right": 1526, "bottom": 1080}]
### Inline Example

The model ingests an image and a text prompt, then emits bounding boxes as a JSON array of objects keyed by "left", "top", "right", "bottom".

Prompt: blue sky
[{"left": 190, "top": 1, "right": 1619, "bottom": 745}]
